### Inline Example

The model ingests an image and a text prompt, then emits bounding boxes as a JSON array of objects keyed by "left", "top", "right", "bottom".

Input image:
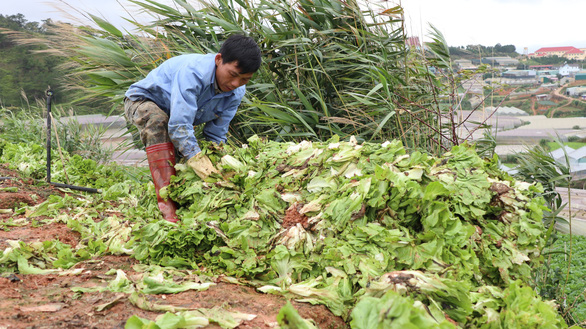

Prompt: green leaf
[
  {"left": 125, "top": 315, "right": 160, "bottom": 329},
  {"left": 89, "top": 14, "right": 124, "bottom": 37},
  {"left": 276, "top": 302, "right": 318, "bottom": 328}
]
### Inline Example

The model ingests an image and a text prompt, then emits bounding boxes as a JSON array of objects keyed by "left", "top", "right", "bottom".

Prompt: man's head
[{"left": 214, "top": 34, "right": 261, "bottom": 93}]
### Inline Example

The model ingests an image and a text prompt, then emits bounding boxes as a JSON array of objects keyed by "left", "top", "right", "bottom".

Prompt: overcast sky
[
  {"left": 2, "top": 0, "right": 585, "bottom": 54},
  {"left": 400, "top": 0, "right": 586, "bottom": 54}
]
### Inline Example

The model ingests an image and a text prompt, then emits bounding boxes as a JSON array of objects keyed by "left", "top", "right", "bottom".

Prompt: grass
[
  {"left": 552, "top": 106, "right": 586, "bottom": 118},
  {"left": 538, "top": 233, "right": 586, "bottom": 326},
  {"left": 0, "top": 105, "right": 114, "bottom": 163},
  {"left": 513, "top": 142, "right": 586, "bottom": 326},
  {"left": 547, "top": 142, "right": 586, "bottom": 151},
  {"left": 502, "top": 99, "right": 533, "bottom": 113}
]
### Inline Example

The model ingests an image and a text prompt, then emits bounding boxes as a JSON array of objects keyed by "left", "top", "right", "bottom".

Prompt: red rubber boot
[{"left": 146, "top": 142, "right": 179, "bottom": 223}]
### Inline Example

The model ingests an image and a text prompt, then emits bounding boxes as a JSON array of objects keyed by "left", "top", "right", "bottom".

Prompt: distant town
[
  {"left": 453, "top": 46, "right": 586, "bottom": 87},
  {"left": 445, "top": 44, "right": 586, "bottom": 180}
]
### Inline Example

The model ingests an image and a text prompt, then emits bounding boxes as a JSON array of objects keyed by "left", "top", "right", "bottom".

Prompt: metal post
[
  {"left": 46, "top": 88, "right": 53, "bottom": 183},
  {"left": 44, "top": 87, "right": 100, "bottom": 194}
]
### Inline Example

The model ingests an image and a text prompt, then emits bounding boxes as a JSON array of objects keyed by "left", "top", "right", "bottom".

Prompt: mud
[{"left": 282, "top": 203, "right": 309, "bottom": 229}]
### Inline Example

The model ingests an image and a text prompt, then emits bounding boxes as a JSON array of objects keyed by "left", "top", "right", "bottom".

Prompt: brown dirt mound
[
  {"left": 0, "top": 164, "right": 64, "bottom": 209},
  {"left": 282, "top": 203, "right": 309, "bottom": 229}
]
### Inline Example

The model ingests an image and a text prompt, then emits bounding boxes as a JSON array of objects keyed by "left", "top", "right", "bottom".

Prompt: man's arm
[
  {"left": 187, "top": 101, "right": 239, "bottom": 180},
  {"left": 168, "top": 70, "right": 203, "bottom": 160},
  {"left": 202, "top": 98, "right": 240, "bottom": 144}
]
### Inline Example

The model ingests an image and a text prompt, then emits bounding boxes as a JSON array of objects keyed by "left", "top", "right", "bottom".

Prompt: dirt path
[
  {"left": 550, "top": 99, "right": 574, "bottom": 118},
  {"left": 530, "top": 96, "right": 537, "bottom": 115},
  {"left": 549, "top": 83, "right": 586, "bottom": 118}
]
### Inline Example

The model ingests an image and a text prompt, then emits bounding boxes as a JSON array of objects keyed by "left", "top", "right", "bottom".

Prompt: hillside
[{"left": 0, "top": 14, "right": 66, "bottom": 107}]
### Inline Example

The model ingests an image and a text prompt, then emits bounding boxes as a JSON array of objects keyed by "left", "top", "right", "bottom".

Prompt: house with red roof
[
  {"left": 531, "top": 46, "right": 585, "bottom": 60},
  {"left": 565, "top": 48, "right": 585, "bottom": 60}
]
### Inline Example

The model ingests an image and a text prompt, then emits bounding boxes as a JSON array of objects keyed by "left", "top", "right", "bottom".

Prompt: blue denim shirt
[{"left": 125, "top": 53, "right": 245, "bottom": 159}]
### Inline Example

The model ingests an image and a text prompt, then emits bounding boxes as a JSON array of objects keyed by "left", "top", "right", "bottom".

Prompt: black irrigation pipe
[
  {"left": 45, "top": 88, "right": 100, "bottom": 194},
  {"left": 1, "top": 176, "right": 101, "bottom": 194},
  {"left": 48, "top": 182, "right": 101, "bottom": 193}
]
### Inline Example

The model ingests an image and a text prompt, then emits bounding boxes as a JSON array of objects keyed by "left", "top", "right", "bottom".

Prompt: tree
[
  {"left": 494, "top": 43, "right": 502, "bottom": 52},
  {"left": 450, "top": 43, "right": 517, "bottom": 59},
  {"left": 0, "top": 14, "right": 67, "bottom": 108},
  {"left": 501, "top": 44, "right": 516, "bottom": 53}
]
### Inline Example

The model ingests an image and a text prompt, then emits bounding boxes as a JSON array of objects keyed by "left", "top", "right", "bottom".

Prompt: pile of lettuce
[
  {"left": 0, "top": 136, "right": 571, "bottom": 327},
  {"left": 129, "top": 135, "right": 567, "bottom": 327},
  {"left": 0, "top": 139, "right": 143, "bottom": 189}
]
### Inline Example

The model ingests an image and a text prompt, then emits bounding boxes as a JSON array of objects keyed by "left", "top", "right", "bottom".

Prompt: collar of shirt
[{"left": 214, "top": 77, "right": 223, "bottom": 95}]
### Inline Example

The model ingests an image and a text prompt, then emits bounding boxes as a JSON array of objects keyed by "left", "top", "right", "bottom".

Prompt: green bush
[
  {"left": 0, "top": 106, "right": 113, "bottom": 163},
  {"left": 536, "top": 233, "right": 586, "bottom": 326},
  {"left": 568, "top": 136, "right": 581, "bottom": 143}
]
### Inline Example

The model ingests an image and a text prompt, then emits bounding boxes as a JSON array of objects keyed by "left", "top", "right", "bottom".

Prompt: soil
[
  {"left": 0, "top": 164, "right": 348, "bottom": 329},
  {"left": 282, "top": 203, "right": 309, "bottom": 229}
]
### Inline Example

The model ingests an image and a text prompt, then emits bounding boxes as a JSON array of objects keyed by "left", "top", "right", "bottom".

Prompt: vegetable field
[
  {"left": 0, "top": 136, "right": 578, "bottom": 328},
  {"left": 0, "top": 148, "right": 344, "bottom": 328}
]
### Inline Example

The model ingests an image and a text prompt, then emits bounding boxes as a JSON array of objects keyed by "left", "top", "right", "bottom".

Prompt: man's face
[{"left": 214, "top": 53, "right": 254, "bottom": 92}]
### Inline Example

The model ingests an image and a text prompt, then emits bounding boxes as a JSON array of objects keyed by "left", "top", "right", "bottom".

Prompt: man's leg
[{"left": 124, "top": 98, "right": 179, "bottom": 222}]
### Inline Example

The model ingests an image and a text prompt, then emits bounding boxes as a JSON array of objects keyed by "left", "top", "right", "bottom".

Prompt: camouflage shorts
[{"left": 124, "top": 98, "right": 171, "bottom": 147}]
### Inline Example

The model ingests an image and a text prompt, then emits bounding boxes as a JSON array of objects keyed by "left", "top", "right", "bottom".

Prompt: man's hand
[{"left": 187, "top": 152, "right": 220, "bottom": 180}]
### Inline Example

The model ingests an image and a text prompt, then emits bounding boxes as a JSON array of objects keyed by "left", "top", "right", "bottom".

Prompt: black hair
[{"left": 219, "top": 34, "right": 261, "bottom": 74}]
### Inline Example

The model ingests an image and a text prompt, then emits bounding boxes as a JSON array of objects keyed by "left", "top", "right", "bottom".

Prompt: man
[{"left": 124, "top": 34, "right": 262, "bottom": 222}]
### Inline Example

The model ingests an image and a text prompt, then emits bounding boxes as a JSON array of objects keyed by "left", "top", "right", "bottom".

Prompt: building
[
  {"left": 547, "top": 146, "right": 586, "bottom": 178},
  {"left": 536, "top": 69, "right": 558, "bottom": 76},
  {"left": 561, "top": 147, "right": 586, "bottom": 178},
  {"left": 566, "top": 87, "right": 586, "bottom": 97},
  {"left": 541, "top": 83, "right": 558, "bottom": 89},
  {"left": 550, "top": 146, "right": 575, "bottom": 163},
  {"left": 485, "top": 106, "right": 529, "bottom": 116},
  {"left": 565, "top": 48, "right": 586, "bottom": 60},
  {"left": 529, "top": 65, "right": 555, "bottom": 70},
  {"left": 536, "top": 94, "right": 549, "bottom": 101},
  {"left": 481, "top": 56, "right": 519, "bottom": 67},
  {"left": 453, "top": 59, "right": 477, "bottom": 70},
  {"left": 559, "top": 64, "right": 581, "bottom": 76},
  {"left": 502, "top": 69, "right": 537, "bottom": 79},
  {"left": 536, "top": 69, "right": 558, "bottom": 84},
  {"left": 500, "top": 164, "right": 518, "bottom": 175},
  {"left": 531, "top": 46, "right": 586, "bottom": 60}
]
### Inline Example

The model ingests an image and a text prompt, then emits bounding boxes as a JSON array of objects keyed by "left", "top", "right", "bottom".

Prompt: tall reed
[{"left": 30, "top": 0, "right": 479, "bottom": 156}]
